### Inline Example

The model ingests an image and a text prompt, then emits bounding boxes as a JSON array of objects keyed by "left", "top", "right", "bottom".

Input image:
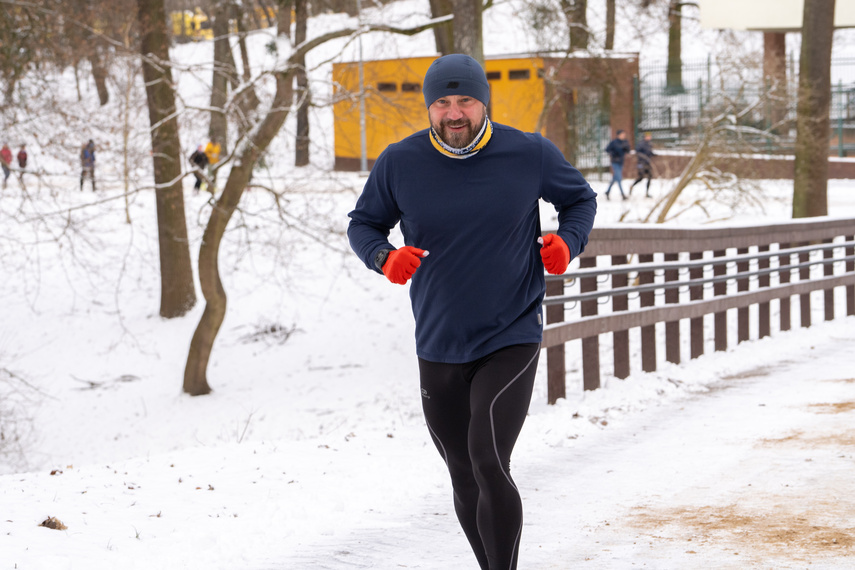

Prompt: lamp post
[{"left": 356, "top": 0, "right": 368, "bottom": 173}]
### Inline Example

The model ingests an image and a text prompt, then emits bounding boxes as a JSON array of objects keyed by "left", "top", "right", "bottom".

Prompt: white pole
[{"left": 357, "top": 0, "right": 368, "bottom": 173}]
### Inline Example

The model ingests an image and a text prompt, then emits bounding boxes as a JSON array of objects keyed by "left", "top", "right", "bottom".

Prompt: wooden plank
[
  {"left": 737, "top": 247, "right": 750, "bottom": 343},
  {"left": 758, "top": 245, "right": 771, "bottom": 338},
  {"left": 580, "top": 257, "right": 600, "bottom": 391},
  {"left": 578, "top": 218, "right": 855, "bottom": 258},
  {"left": 779, "top": 244, "right": 792, "bottom": 331},
  {"left": 542, "top": 273, "right": 855, "bottom": 348},
  {"left": 848, "top": 235, "right": 855, "bottom": 316},
  {"left": 824, "top": 238, "right": 834, "bottom": 321},
  {"left": 545, "top": 278, "right": 566, "bottom": 404},
  {"left": 714, "top": 249, "right": 728, "bottom": 352},
  {"left": 611, "top": 255, "right": 630, "bottom": 379},
  {"left": 664, "top": 252, "right": 680, "bottom": 364},
  {"left": 639, "top": 254, "right": 656, "bottom": 372}
]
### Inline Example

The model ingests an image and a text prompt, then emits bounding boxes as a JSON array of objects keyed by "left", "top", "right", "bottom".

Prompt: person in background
[
  {"left": 630, "top": 132, "right": 655, "bottom": 198},
  {"left": 16, "top": 144, "right": 27, "bottom": 171},
  {"left": 347, "top": 54, "right": 597, "bottom": 570},
  {"left": 189, "top": 144, "right": 209, "bottom": 193},
  {"left": 604, "top": 129, "right": 631, "bottom": 200},
  {"left": 204, "top": 138, "right": 221, "bottom": 185},
  {"left": 1, "top": 143, "right": 11, "bottom": 189},
  {"left": 80, "top": 139, "right": 96, "bottom": 191}
]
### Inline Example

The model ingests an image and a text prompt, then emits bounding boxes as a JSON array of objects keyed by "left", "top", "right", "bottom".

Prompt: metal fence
[{"left": 634, "top": 56, "right": 855, "bottom": 157}]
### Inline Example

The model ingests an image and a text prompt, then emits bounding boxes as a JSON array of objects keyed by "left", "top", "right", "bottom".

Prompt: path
[{"left": 284, "top": 320, "right": 855, "bottom": 569}]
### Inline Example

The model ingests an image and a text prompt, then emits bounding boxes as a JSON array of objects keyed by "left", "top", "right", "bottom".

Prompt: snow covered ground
[
  {"left": 2, "top": 1, "right": 855, "bottom": 568},
  {"left": 2, "top": 173, "right": 853, "bottom": 569}
]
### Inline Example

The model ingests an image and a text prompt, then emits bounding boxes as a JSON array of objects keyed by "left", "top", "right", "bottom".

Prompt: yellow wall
[{"left": 333, "top": 56, "right": 545, "bottom": 167}]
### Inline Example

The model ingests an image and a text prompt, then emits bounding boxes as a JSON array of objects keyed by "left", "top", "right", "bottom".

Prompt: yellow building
[
  {"left": 170, "top": 8, "right": 214, "bottom": 41},
  {"left": 332, "top": 56, "right": 546, "bottom": 170}
]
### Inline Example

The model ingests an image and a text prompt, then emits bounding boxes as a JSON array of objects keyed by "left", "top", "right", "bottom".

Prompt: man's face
[{"left": 428, "top": 95, "right": 487, "bottom": 149}]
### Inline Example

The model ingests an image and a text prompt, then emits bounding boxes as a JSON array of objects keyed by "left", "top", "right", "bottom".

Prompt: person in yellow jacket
[{"left": 204, "top": 138, "right": 221, "bottom": 188}]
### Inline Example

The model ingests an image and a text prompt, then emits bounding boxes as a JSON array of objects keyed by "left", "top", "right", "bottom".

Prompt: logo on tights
[{"left": 421, "top": 388, "right": 430, "bottom": 399}]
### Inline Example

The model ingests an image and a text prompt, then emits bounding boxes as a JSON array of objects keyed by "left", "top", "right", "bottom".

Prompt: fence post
[
  {"left": 639, "top": 253, "right": 657, "bottom": 372},
  {"left": 714, "top": 249, "right": 728, "bottom": 351},
  {"left": 689, "top": 251, "right": 704, "bottom": 358},
  {"left": 823, "top": 238, "right": 834, "bottom": 321},
  {"left": 546, "top": 278, "right": 566, "bottom": 404},
  {"left": 779, "top": 243, "right": 792, "bottom": 331},
  {"left": 664, "top": 252, "right": 680, "bottom": 364},
  {"left": 848, "top": 235, "right": 855, "bottom": 317},
  {"left": 737, "top": 247, "right": 750, "bottom": 343},
  {"left": 799, "top": 244, "right": 811, "bottom": 328},
  {"left": 611, "top": 255, "right": 630, "bottom": 378},
  {"left": 758, "top": 245, "right": 771, "bottom": 338},
  {"left": 580, "top": 257, "right": 600, "bottom": 390}
]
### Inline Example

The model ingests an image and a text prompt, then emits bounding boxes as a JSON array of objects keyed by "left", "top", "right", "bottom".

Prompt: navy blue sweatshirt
[
  {"left": 347, "top": 123, "right": 597, "bottom": 364},
  {"left": 605, "top": 138, "right": 631, "bottom": 165}
]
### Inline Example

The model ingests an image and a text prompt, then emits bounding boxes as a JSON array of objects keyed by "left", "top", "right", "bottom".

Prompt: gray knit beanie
[{"left": 422, "top": 54, "right": 491, "bottom": 108}]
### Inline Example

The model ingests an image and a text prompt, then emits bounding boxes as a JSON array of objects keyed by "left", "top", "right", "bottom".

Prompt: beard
[{"left": 431, "top": 108, "right": 487, "bottom": 149}]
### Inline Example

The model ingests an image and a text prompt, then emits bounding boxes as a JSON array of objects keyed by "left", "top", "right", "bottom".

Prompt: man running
[{"left": 347, "top": 54, "right": 597, "bottom": 569}]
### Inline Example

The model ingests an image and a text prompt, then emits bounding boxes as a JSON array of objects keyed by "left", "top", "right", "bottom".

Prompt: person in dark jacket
[
  {"left": 630, "top": 132, "right": 655, "bottom": 197},
  {"left": 15, "top": 144, "right": 27, "bottom": 184},
  {"left": 604, "top": 130, "right": 631, "bottom": 200},
  {"left": 347, "top": 54, "right": 597, "bottom": 570},
  {"left": 189, "top": 145, "right": 209, "bottom": 193},
  {"left": 80, "top": 139, "right": 96, "bottom": 191}
]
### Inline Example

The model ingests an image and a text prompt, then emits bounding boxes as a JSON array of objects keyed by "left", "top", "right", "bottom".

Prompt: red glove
[
  {"left": 539, "top": 234, "right": 570, "bottom": 275},
  {"left": 383, "top": 246, "right": 428, "bottom": 284}
]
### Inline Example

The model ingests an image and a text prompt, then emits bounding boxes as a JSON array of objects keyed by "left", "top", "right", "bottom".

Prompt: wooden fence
[{"left": 542, "top": 217, "right": 855, "bottom": 404}]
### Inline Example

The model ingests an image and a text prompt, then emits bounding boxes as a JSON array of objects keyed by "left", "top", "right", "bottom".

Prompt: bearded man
[{"left": 346, "top": 53, "right": 597, "bottom": 570}]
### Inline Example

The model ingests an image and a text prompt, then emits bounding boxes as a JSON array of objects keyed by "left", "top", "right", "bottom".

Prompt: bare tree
[
  {"left": 640, "top": 94, "right": 772, "bottom": 224},
  {"left": 452, "top": 0, "right": 484, "bottom": 64},
  {"left": 429, "top": 0, "right": 455, "bottom": 55},
  {"left": 294, "top": 0, "right": 310, "bottom": 166},
  {"left": 605, "top": 0, "right": 615, "bottom": 50},
  {"left": 560, "top": 0, "right": 588, "bottom": 52},
  {"left": 137, "top": 0, "right": 197, "bottom": 317},
  {"left": 183, "top": 18, "right": 452, "bottom": 396},
  {"left": 792, "top": 0, "right": 835, "bottom": 218},
  {"left": 275, "top": 0, "right": 293, "bottom": 39},
  {"left": 209, "top": 0, "right": 231, "bottom": 155}
]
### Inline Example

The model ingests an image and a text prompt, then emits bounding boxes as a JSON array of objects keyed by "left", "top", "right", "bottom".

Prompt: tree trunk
[
  {"left": 605, "top": 0, "right": 615, "bottom": 51},
  {"left": 793, "top": 0, "right": 834, "bottom": 218},
  {"left": 294, "top": 0, "right": 310, "bottom": 166},
  {"left": 209, "top": 0, "right": 231, "bottom": 154},
  {"left": 452, "top": 0, "right": 483, "bottom": 65},
  {"left": 137, "top": 0, "right": 197, "bottom": 318},
  {"left": 236, "top": 8, "right": 261, "bottom": 115},
  {"left": 89, "top": 51, "right": 110, "bottom": 105},
  {"left": 560, "top": 0, "right": 588, "bottom": 52},
  {"left": 666, "top": 0, "right": 685, "bottom": 94},
  {"left": 276, "top": 0, "right": 292, "bottom": 39},
  {"left": 763, "top": 32, "right": 788, "bottom": 133},
  {"left": 429, "top": 0, "right": 454, "bottom": 55},
  {"left": 184, "top": 71, "right": 296, "bottom": 396}
]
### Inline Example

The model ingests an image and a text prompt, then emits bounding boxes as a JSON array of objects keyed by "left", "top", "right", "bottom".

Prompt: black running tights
[{"left": 418, "top": 343, "right": 540, "bottom": 570}]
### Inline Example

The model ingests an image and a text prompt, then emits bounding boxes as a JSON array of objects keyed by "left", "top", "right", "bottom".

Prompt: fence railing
[{"left": 542, "top": 217, "right": 855, "bottom": 404}]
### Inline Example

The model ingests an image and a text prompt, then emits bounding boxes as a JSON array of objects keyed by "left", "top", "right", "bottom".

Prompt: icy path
[{"left": 284, "top": 321, "right": 855, "bottom": 570}]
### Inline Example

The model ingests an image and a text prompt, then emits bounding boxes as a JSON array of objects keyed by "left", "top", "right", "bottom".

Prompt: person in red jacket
[{"left": 0, "top": 143, "right": 11, "bottom": 189}]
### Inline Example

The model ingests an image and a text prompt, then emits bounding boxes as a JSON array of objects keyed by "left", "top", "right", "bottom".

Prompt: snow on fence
[{"left": 542, "top": 218, "right": 855, "bottom": 404}]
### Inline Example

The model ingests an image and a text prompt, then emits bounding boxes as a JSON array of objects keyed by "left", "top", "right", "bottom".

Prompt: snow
[{"left": 2, "top": 1, "right": 855, "bottom": 568}]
